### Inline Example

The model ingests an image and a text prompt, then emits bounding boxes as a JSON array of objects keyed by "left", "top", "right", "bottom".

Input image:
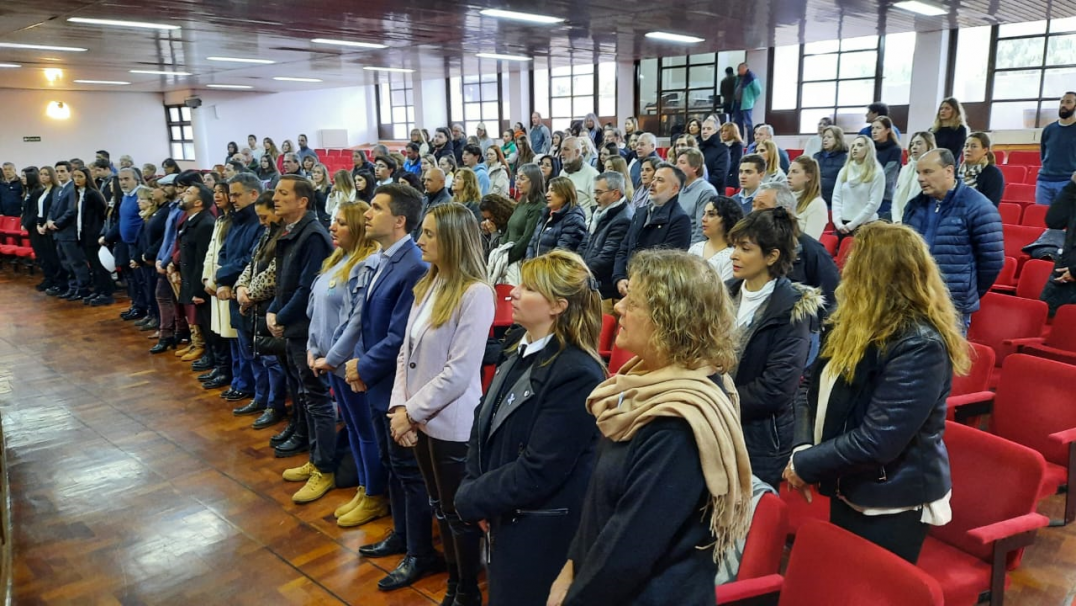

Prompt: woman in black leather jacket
[{"left": 784, "top": 222, "right": 970, "bottom": 563}]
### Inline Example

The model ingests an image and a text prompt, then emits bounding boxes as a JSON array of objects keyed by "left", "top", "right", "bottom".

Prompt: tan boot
[
  {"left": 293, "top": 470, "right": 335, "bottom": 504},
  {"left": 282, "top": 461, "right": 317, "bottom": 482},
  {"left": 174, "top": 342, "right": 193, "bottom": 357},
  {"left": 337, "top": 493, "right": 389, "bottom": 527},
  {"left": 176, "top": 325, "right": 203, "bottom": 357},
  {"left": 181, "top": 326, "right": 205, "bottom": 361},
  {"left": 334, "top": 487, "right": 366, "bottom": 518}
]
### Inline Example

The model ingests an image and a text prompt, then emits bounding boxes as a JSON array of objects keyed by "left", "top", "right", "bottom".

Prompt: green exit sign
[{"left": 23, "top": 136, "right": 41, "bottom": 142}]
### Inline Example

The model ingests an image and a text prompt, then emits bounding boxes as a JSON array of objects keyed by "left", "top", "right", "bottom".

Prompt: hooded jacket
[{"left": 700, "top": 133, "right": 730, "bottom": 192}]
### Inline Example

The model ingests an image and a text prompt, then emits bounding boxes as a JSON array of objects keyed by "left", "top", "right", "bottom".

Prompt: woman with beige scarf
[{"left": 547, "top": 249, "right": 753, "bottom": 606}]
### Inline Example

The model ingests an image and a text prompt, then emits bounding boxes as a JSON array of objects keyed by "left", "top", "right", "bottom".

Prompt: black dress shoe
[
  {"left": 252, "top": 408, "right": 284, "bottom": 429},
  {"left": 83, "top": 294, "right": 97, "bottom": 305},
  {"left": 225, "top": 390, "right": 254, "bottom": 402},
  {"left": 59, "top": 289, "right": 78, "bottom": 300},
  {"left": 35, "top": 281, "right": 49, "bottom": 292},
  {"left": 270, "top": 419, "right": 296, "bottom": 446},
  {"left": 139, "top": 317, "right": 160, "bottom": 331},
  {"left": 198, "top": 370, "right": 219, "bottom": 382},
  {"left": 359, "top": 532, "right": 408, "bottom": 558},
  {"left": 191, "top": 357, "right": 215, "bottom": 371},
  {"left": 90, "top": 295, "right": 115, "bottom": 307},
  {"left": 232, "top": 400, "right": 266, "bottom": 416},
  {"left": 377, "top": 555, "right": 446, "bottom": 592},
  {"left": 219, "top": 388, "right": 237, "bottom": 399},
  {"left": 273, "top": 434, "right": 309, "bottom": 458},
  {"left": 202, "top": 375, "right": 231, "bottom": 389},
  {"left": 46, "top": 286, "right": 65, "bottom": 296},
  {"left": 149, "top": 338, "right": 177, "bottom": 354}
]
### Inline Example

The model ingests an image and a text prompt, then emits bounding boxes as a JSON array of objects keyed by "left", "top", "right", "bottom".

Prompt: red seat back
[
  {"left": 725, "top": 186, "right": 737, "bottom": 197},
  {"left": 787, "top": 149, "right": 803, "bottom": 161},
  {"left": 992, "top": 256, "right": 1018, "bottom": 291},
  {"left": 999, "top": 165, "right": 1027, "bottom": 185},
  {"left": 1025, "top": 166, "right": 1040, "bottom": 184},
  {"left": 607, "top": 343, "right": 633, "bottom": 374},
  {"left": 835, "top": 236, "right": 854, "bottom": 271},
  {"left": 992, "top": 354, "right": 1076, "bottom": 469},
  {"left": 1005, "top": 151, "right": 1041, "bottom": 166},
  {"left": 737, "top": 493, "right": 788, "bottom": 580},
  {"left": 967, "top": 293, "right": 1048, "bottom": 366},
  {"left": 780, "top": 521, "right": 944, "bottom": 606},
  {"left": 1043, "top": 305, "right": 1076, "bottom": 350},
  {"left": 598, "top": 314, "right": 617, "bottom": 358},
  {"left": 1015, "top": 259, "right": 1055, "bottom": 300},
  {"left": 1020, "top": 203, "right": 1048, "bottom": 227},
  {"left": 1002, "top": 183, "right": 1036, "bottom": 204},
  {"left": 1002, "top": 224, "right": 1042, "bottom": 261},
  {"left": 929, "top": 421, "right": 1047, "bottom": 565},
  {"left": 819, "top": 233, "right": 838, "bottom": 257},
  {"left": 492, "top": 284, "right": 515, "bottom": 328},
  {"left": 950, "top": 342, "right": 995, "bottom": 397},
  {"left": 993, "top": 149, "right": 1007, "bottom": 165},
  {"left": 997, "top": 202, "right": 1022, "bottom": 225}
]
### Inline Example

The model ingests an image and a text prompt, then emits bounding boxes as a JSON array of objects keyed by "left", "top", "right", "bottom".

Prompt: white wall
[
  {"left": 0, "top": 89, "right": 169, "bottom": 169},
  {"left": 186, "top": 85, "right": 378, "bottom": 168}
]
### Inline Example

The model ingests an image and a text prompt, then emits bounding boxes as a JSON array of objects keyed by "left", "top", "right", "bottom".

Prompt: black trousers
[
  {"left": 414, "top": 432, "right": 483, "bottom": 585},
  {"left": 83, "top": 241, "right": 114, "bottom": 296},
  {"left": 29, "top": 229, "right": 64, "bottom": 286},
  {"left": 56, "top": 237, "right": 90, "bottom": 291},
  {"left": 284, "top": 338, "right": 336, "bottom": 473},
  {"left": 370, "top": 409, "right": 434, "bottom": 557},
  {"left": 830, "top": 496, "right": 930, "bottom": 564}
]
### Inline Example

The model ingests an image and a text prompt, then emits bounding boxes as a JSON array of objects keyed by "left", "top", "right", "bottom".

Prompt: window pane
[
  {"left": 688, "top": 90, "right": 716, "bottom": 111},
  {"left": 551, "top": 76, "right": 571, "bottom": 97},
  {"left": 180, "top": 107, "right": 191, "bottom": 121},
  {"left": 551, "top": 97, "right": 571, "bottom": 118},
  {"left": 393, "top": 107, "right": 406, "bottom": 123},
  {"left": 664, "top": 56, "right": 686, "bottom": 67},
  {"left": 551, "top": 65, "right": 571, "bottom": 77},
  {"left": 464, "top": 103, "right": 481, "bottom": 121},
  {"left": 688, "top": 64, "right": 714, "bottom": 88},
  {"left": 802, "top": 54, "right": 838, "bottom": 81},
  {"left": 392, "top": 89, "right": 406, "bottom": 106},
  {"left": 661, "top": 67, "right": 686, "bottom": 90},
  {"left": 534, "top": 68, "right": 549, "bottom": 116},
  {"left": 482, "top": 82, "right": 498, "bottom": 100},
  {"left": 804, "top": 39, "right": 840, "bottom": 55},
  {"left": 772, "top": 45, "right": 799, "bottom": 110},
  {"left": 169, "top": 107, "right": 180, "bottom": 122},
  {"left": 841, "top": 35, "right": 878, "bottom": 52},
  {"left": 993, "top": 70, "right": 1042, "bottom": 99},
  {"left": 482, "top": 101, "right": 498, "bottom": 119},
  {"left": 882, "top": 32, "right": 915, "bottom": 105},
  {"left": 1052, "top": 16, "right": 1076, "bottom": 33},
  {"left": 182, "top": 126, "right": 193, "bottom": 140},
  {"left": 407, "top": 107, "right": 415, "bottom": 123},
  {"left": 172, "top": 142, "right": 184, "bottom": 158},
  {"left": 990, "top": 100, "right": 1042, "bottom": 129},
  {"left": 573, "top": 96, "right": 593, "bottom": 117},
  {"left": 171, "top": 125, "right": 182, "bottom": 140},
  {"left": 837, "top": 79, "right": 874, "bottom": 106},
  {"left": 999, "top": 21, "right": 1047, "bottom": 37},
  {"left": 953, "top": 26, "right": 991, "bottom": 103},
  {"left": 800, "top": 108, "right": 837, "bottom": 135},
  {"left": 465, "top": 122, "right": 479, "bottom": 137},
  {"left": 598, "top": 62, "right": 616, "bottom": 116},
  {"left": 640, "top": 59, "right": 658, "bottom": 115},
  {"left": 551, "top": 118, "right": 571, "bottom": 132},
  {"left": 1043, "top": 67, "right": 1076, "bottom": 98},
  {"left": 463, "top": 74, "right": 479, "bottom": 84},
  {"left": 996, "top": 37, "right": 1045, "bottom": 69},
  {"left": 463, "top": 83, "right": 480, "bottom": 102},
  {"left": 481, "top": 72, "right": 498, "bottom": 82},
  {"left": 833, "top": 107, "right": 865, "bottom": 133},
  {"left": 405, "top": 89, "right": 414, "bottom": 105},
  {"left": 1047, "top": 34, "right": 1076, "bottom": 66},
  {"left": 801, "top": 81, "right": 836, "bottom": 107},
  {"left": 393, "top": 124, "right": 407, "bottom": 140},
  {"left": 379, "top": 83, "right": 391, "bottom": 122},
  {"left": 689, "top": 52, "right": 714, "bottom": 64},
  {"left": 839, "top": 51, "right": 877, "bottom": 79},
  {"left": 572, "top": 74, "right": 593, "bottom": 95},
  {"left": 183, "top": 143, "right": 195, "bottom": 160},
  {"left": 573, "top": 64, "right": 593, "bottom": 75}
]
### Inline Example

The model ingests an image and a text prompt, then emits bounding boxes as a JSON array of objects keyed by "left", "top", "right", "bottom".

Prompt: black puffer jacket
[
  {"left": 700, "top": 134, "right": 730, "bottom": 193},
  {"left": 527, "top": 204, "right": 588, "bottom": 258},
  {"left": 792, "top": 322, "right": 953, "bottom": 509},
  {"left": 725, "top": 277, "right": 822, "bottom": 488}
]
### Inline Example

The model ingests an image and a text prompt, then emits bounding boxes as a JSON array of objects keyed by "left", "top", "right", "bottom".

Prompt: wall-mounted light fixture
[
  {"left": 44, "top": 68, "right": 64, "bottom": 83},
  {"left": 46, "top": 101, "right": 70, "bottom": 119}
]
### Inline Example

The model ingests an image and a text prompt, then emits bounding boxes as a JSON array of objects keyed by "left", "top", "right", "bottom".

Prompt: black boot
[
  {"left": 274, "top": 432, "right": 309, "bottom": 457},
  {"left": 149, "top": 337, "right": 177, "bottom": 354},
  {"left": 440, "top": 571, "right": 459, "bottom": 606},
  {"left": 270, "top": 417, "right": 296, "bottom": 446},
  {"left": 452, "top": 585, "right": 483, "bottom": 606}
]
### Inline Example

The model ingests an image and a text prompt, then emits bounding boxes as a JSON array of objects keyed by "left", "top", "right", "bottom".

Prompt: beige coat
[{"left": 202, "top": 218, "right": 236, "bottom": 338}]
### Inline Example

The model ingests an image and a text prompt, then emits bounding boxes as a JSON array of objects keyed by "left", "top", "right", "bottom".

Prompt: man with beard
[
  {"left": 559, "top": 137, "right": 600, "bottom": 218},
  {"left": 1036, "top": 92, "right": 1076, "bottom": 207},
  {"left": 529, "top": 111, "right": 552, "bottom": 154},
  {"left": 431, "top": 128, "right": 454, "bottom": 162},
  {"left": 699, "top": 117, "right": 730, "bottom": 192},
  {"left": 450, "top": 123, "right": 466, "bottom": 163}
]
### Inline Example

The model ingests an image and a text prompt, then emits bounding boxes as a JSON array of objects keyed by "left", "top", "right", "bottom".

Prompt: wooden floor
[{"left": 1, "top": 269, "right": 1076, "bottom": 605}]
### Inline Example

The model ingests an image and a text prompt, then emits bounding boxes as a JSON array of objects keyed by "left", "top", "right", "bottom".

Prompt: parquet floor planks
[{"left": 2, "top": 269, "right": 1076, "bottom": 604}]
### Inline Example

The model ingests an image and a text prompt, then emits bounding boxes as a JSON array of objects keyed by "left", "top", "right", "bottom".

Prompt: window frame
[
  {"left": 531, "top": 61, "right": 617, "bottom": 133},
  {"left": 447, "top": 72, "right": 505, "bottom": 136},
  {"left": 164, "top": 104, "right": 195, "bottom": 161},
  {"left": 375, "top": 73, "right": 416, "bottom": 140}
]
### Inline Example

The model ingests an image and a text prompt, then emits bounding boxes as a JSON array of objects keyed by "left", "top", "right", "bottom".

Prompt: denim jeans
[{"left": 1036, "top": 179, "right": 1068, "bottom": 206}]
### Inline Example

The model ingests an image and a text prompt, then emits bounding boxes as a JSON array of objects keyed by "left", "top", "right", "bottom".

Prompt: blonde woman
[
  {"left": 756, "top": 140, "right": 787, "bottom": 185},
  {"left": 720, "top": 122, "right": 745, "bottom": 188},
  {"left": 786, "top": 222, "right": 969, "bottom": 563},
  {"left": 456, "top": 250, "right": 606, "bottom": 606},
  {"left": 200, "top": 181, "right": 239, "bottom": 388},
  {"left": 831, "top": 135, "right": 885, "bottom": 237},
  {"left": 893, "top": 131, "right": 935, "bottom": 224},
  {"left": 302, "top": 201, "right": 387, "bottom": 527},
  {"left": 388, "top": 202, "right": 494, "bottom": 606},
  {"left": 603, "top": 155, "right": 635, "bottom": 199},
  {"left": 451, "top": 167, "right": 483, "bottom": 219},
  {"left": 277, "top": 139, "right": 294, "bottom": 172},
  {"left": 930, "top": 97, "right": 969, "bottom": 160},
  {"left": 326, "top": 169, "right": 357, "bottom": 220},
  {"left": 262, "top": 137, "right": 281, "bottom": 162},
  {"left": 485, "top": 145, "right": 511, "bottom": 196},
  {"left": 786, "top": 156, "right": 829, "bottom": 239},
  {"left": 547, "top": 249, "right": 751, "bottom": 606}
]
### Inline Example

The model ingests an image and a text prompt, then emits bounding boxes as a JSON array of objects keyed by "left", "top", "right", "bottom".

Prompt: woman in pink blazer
[{"left": 389, "top": 202, "right": 495, "bottom": 606}]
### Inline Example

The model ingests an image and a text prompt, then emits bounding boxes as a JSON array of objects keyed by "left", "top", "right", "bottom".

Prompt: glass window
[
  {"left": 639, "top": 59, "right": 658, "bottom": 116},
  {"left": 841, "top": 36, "right": 879, "bottom": 52},
  {"left": 1052, "top": 16, "right": 1076, "bottom": 33},
  {"left": 598, "top": 62, "right": 617, "bottom": 117},
  {"left": 801, "top": 81, "right": 836, "bottom": 108},
  {"left": 772, "top": 45, "right": 799, "bottom": 111},
  {"left": 804, "top": 40, "right": 840, "bottom": 55},
  {"left": 643, "top": 53, "right": 729, "bottom": 135},
  {"left": 534, "top": 68, "right": 549, "bottom": 116},
  {"left": 539, "top": 61, "right": 614, "bottom": 129},
  {"left": 882, "top": 32, "right": 916, "bottom": 105},
  {"left": 802, "top": 54, "right": 838, "bottom": 80},
  {"left": 838, "top": 51, "right": 877, "bottom": 79},
  {"left": 996, "top": 38, "right": 1045, "bottom": 69},
  {"left": 378, "top": 74, "right": 415, "bottom": 139},
  {"left": 988, "top": 17, "right": 1076, "bottom": 128},
  {"left": 989, "top": 100, "right": 1043, "bottom": 129},
  {"left": 1047, "top": 34, "right": 1076, "bottom": 65},
  {"left": 164, "top": 104, "right": 195, "bottom": 160},
  {"left": 952, "top": 26, "right": 991, "bottom": 103},
  {"left": 449, "top": 71, "right": 501, "bottom": 133},
  {"left": 999, "top": 21, "right": 1047, "bottom": 37}
]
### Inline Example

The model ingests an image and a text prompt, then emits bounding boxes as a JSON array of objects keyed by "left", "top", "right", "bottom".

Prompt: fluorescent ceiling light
[
  {"left": 0, "top": 42, "right": 86, "bottom": 52},
  {"left": 0, "top": 63, "right": 21, "bottom": 68},
  {"left": 362, "top": 66, "right": 414, "bottom": 73},
  {"left": 130, "top": 69, "right": 192, "bottom": 76},
  {"left": 478, "top": 9, "right": 563, "bottom": 24},
  {"left": 207, "top": 84, "right": 253, "bottom": 89},
  {"left": 273, "top": 76, "right": 322, "bottom": 82},
  {"left": 645, "top": 31, "right": 704, "bottom": 44},
  {"left": 207, "top": 56, "right": 275, "bottom": 64},
  {"left": 892, "top": 0, "right": 948, "bottom": 16},
  {"left": 311, "top": 38, "right": 388, "bottom": 49},
  {"left": 67, "top": 17, "right": 179, "bottom": 30},
  {"left": 74, "top": 79, "right": 130, "bottom": 85},
  {"left": 475, "top": 52, "right": 532, "bottom": 61}
]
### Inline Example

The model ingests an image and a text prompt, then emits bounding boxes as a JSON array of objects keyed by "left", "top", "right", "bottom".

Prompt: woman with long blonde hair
[
  {"left": 720, "top": 122, "right": 745, "bottom": 188},
  {"left": 831, "top": 135, "right": 885, "bottom": 237},
  {"left": 755, "top": 140, "right": 787, "bottom": 185},
  {"left": 388, "top": 202, "right": 494, "bottom": 606},
  {"left": 785, "top": 222, "right": 969, "bottom": 564},
  {"left": 451, "top": 166, "right": 483, "bottom": 218},
  {"left": 603, "top": 155, "right": 635, "bottom": 199},
  {"left": 457, "top": 250, "right": 606, "bottom": 606},
  {"left": 303, "top": 201, "right": 388, "bottom": 527},
  {"left": 786, "top": 155, "right": 828, "bottom": 239}
]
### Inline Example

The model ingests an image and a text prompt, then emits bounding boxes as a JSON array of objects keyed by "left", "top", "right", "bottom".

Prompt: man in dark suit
[
  {"left": 47, "top": 161, "right": 91, "bottom": 299},
  {"left": 345, "top": 184, "right": 440, "bottom": 592},
  {"left": 581, "top": 171, "right": 633, "bottom": 315}
]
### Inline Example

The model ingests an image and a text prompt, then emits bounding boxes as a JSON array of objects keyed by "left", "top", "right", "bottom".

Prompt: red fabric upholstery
[
  {"left": 990, "top": 257, "right": 1018, "bottom": 293},
  {"left": 993, "top": 149, "right": 1007, "bottom": 165},
  {"left": 598, "top": 314, "right": 617, "bottom": 358},
  {"left": 607, "top": 343, "right": 632, "bottom": 374},
  {"left": 1025, "top": 166, "right": 1040, "bottom": 184},
  {"left": 1005, "top": 151, "right": 1041, "bottom": 166},
  {"left": 1016, "top": 259, "right": 1056, "bottom": 300},
  {"left": 780, "top": 521, "right": 944, "bottom": 606},
  {"left": 1020, "top": 203, "right": 1048, "bottom": 227},
  {"left": 787, "top": 149, "right": 803, "bottom": 161},
  {"left": 999, "top": 165, "right": 1027, "bottom": 185},
  {"left": 968, "top": 293, "right": 1048, "bottom": 368},
  {"left": 991, "top": 354, "right": 1076, "bottom": 473},
  {"left": 1015, "top": 305, "right": 1076, "bottom": 365},
  {"left": 1002, "top": 183, "right": 1036, "bottom": 204},
  {"left": 997, "top": 202, "right": 1022, "bottom": 225},
  {"left": 919, "top": 421, "right": 1049, "bottom": 605},
  {"left": 835, "top": 236, "right": 854, "bottom": 271},
  {"left": 778, "top": 481, "right": 829, "bottom": 536},
  {"left": 492, "top": 283, "right": 515, "bottom": 328},
  {"left": 715, "top": 493, "right": 788, "bottom": 604},
  {"left": 951, "top": 342, "right": 995, "bottom": 397},
  {"left": 1002, "top": 224, "right": 1042, "bottom": 267},
  {"left": 818, "top": 233, "right": 838, "bottom": 257},
  {"left": 725, "top": 186, "right": 738, "bottom": 197}
]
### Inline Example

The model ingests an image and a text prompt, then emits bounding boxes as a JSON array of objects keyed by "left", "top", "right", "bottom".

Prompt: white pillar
[
  {"left": 746, "top": 49, "right": 769, "bottom": 127},
  {"left": 507, "top": 66, "right": 530, "bottom": 126},
  {"left": 617, "top": 60, "right": 635, "bottom": 125},
  {"left": 908, "top": 30, "right": 950, "bottom": 137}
]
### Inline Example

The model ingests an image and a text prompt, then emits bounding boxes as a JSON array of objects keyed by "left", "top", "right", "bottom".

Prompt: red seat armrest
[
  {"left": 947, "top": 392, "right": 994, "bottom": 409},
  {"left": 967, "top": 513, "right": 1049, "bottom": 547},
  {"left": 715, "top": 574, "right": 784, "bottom": 604},
  {"left": 1022, "top": 344, "right": 1076, "bottom": 366},
  {"left": 1010, "top": 337, "right": 1045, "bottom": 351},
  {"left": 1048, "top": 426, "right": 1076, "bottom": 446}
]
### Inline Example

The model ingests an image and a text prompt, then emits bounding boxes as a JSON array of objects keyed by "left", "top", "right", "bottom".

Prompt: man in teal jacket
[{"left": 733, "top": 62, "right": 763, "bottom": 147}]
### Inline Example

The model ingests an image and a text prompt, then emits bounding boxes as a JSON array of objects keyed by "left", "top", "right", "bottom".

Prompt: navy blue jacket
[
  {"left": 814, "top": 150, "right": 847, "bottom": 204},
  {"left": 874, "top": 139, "right": 903, "bottom": 204},
  {"left": 793, "top": 323, "right": 952, "bottom": 509},
  {"left": 268, "top": 211, "right": 333, "bottom": 339},
  {"left": 0, "top": 178, "right": 21, "bottom": 217},
  {"left": 47, "top": 182, "right": 78, "bottom": 242},
  {"left": 527, "top": 204, "right": 589, "bottom": 258},
  {"left": 77, "top": 189, "right": 107, "bottom": 248},
  {"left": 137, "top": 205, "right": 169, "bottom": 265},
  {"left": 725, "top": 142, "right": 744, "bottom": 192},
  {"left": 966, "top": 163, "right": 1005, "bottom": 206},
  {"left": 700, "top": 134, "right": 730, "bottom": 192},
  {"left": 580, "top": 202, "right": 633, "bottom": 299},
  {"left": 357, "top": 237, "right": 428, "bottom": 412},
  {"left": 217, "top": 203, "right": 265, "bottom": 326},
  {"left": 612, "top": 196, "right": 692, "bottom": 284},
  {"left": 902, "top": 181, "right": 1005, "bottom": 314}
]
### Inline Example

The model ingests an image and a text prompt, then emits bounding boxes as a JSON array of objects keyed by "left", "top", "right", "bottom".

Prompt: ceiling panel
[{"left": 0, "top": 0, "right": 1075, "bottom": 93}]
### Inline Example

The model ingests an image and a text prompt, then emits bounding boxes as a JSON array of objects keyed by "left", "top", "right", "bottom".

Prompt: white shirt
[
  {"left": 688, "top": 241, "right": 735, "bottom": 281},
  {"left": 368, "top": 235, "right": 412, "bottom": 299},
  {"left": 736, "top": 279, "right": 776, "bottom": 327},
  {"left": 38, "top": 186, "right": 51, "bottom": 218},
  {"left": 76, "top": 188, "right": 85, "bottom": 237},
  {"left": 518, "top": 332, "right": 554, "bottom": 358},
  {"left": 410, "top": 281, "right": 438, "bottom": 342},
  {"left": 561, "top": 163, "right": 600, "bottom": 218}
]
